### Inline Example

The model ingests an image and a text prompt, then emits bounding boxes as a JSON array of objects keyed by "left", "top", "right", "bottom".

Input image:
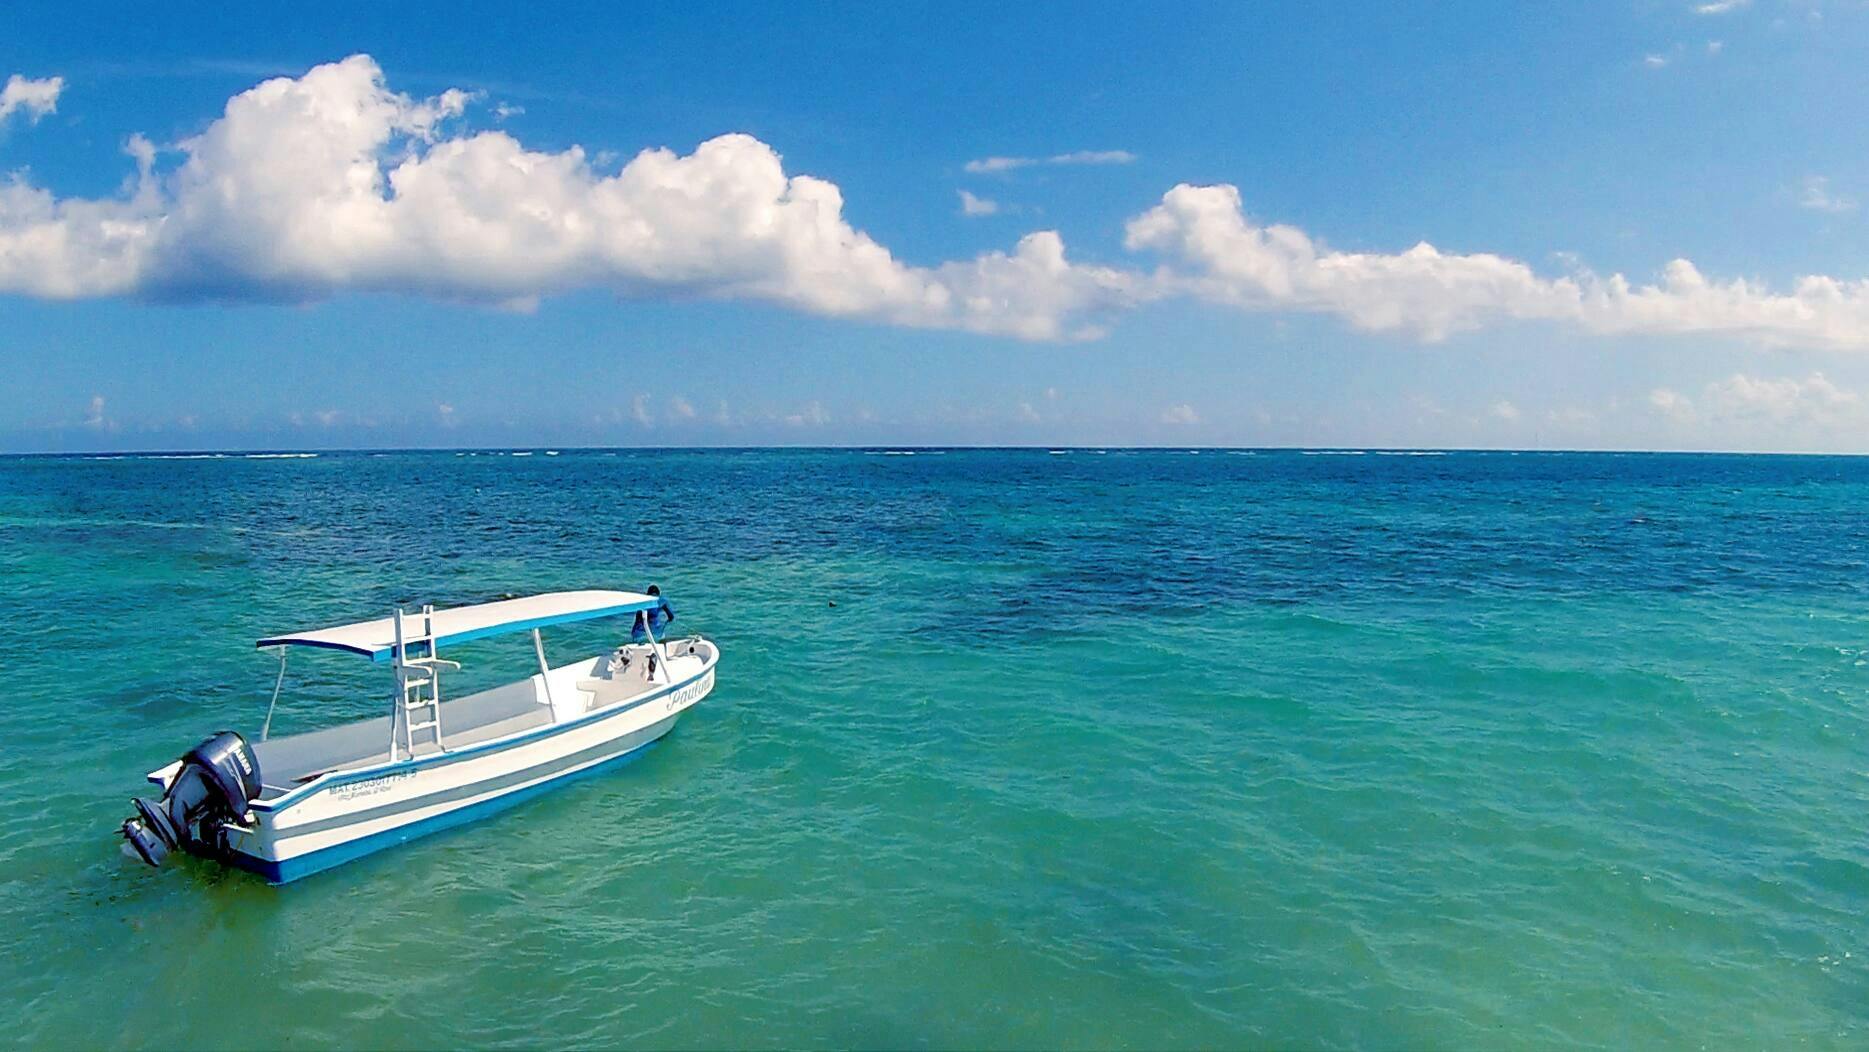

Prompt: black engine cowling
[{"left": 122, "top": 731, "right": 262, "bottom": 868}]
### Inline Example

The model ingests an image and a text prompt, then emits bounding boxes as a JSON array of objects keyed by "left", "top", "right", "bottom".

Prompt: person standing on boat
[{"left": 632, "top": 584, "right": 676, "bottom": 643}]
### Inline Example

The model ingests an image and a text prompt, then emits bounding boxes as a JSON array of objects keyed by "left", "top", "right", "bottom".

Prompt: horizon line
[{"left": 7, "top": 443, "right": 1869, "bottom": 459}]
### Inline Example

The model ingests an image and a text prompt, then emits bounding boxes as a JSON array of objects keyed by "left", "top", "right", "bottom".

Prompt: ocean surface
[{"left": 1, "top": 448, "right": 1864, "bottom": 1049}]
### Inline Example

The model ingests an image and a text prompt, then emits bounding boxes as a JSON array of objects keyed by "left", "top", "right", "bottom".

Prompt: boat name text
[
  {"left": 331, "top": 772, "right": 416, "bottom": 801},
  {"left": 664, "top": 671, "right": 714, "bottom": 714}
]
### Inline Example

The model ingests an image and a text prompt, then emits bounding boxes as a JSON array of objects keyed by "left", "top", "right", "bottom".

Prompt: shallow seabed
[{"left": 1, "top": 448, "right": 1864, "bottom": 1049}]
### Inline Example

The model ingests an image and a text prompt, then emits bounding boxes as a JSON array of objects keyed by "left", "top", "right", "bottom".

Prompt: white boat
[{"left": 120, "top": 589, "right": 718, "bottom": 883}]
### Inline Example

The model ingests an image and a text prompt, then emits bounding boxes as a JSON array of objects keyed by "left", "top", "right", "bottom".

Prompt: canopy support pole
[
  {"left": 533, "top": 628, "right": 558, "bottom": 712},
  {"left": 260, "top": 647, "right": 288, "bottom": 742},
  {"left": 389, "top": 607, "right": 406, "bottom": 762},
  {"left": 641, "top": 610, "right": 671, "bottom": 684}
]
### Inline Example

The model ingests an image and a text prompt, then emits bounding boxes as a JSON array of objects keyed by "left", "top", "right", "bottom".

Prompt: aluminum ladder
[{"left": 391, "top": 606, "right": 459, "bottom": 760}]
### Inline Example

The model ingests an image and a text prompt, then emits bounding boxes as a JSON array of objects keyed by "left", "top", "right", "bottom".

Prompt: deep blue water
[{"left": 0, "top": 448, "right": 1865, "bottom": 1048}]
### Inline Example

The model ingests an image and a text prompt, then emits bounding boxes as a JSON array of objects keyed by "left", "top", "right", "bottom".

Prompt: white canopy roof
[{"left": 257, "top": 590, "right": 663, "bottom": 662}]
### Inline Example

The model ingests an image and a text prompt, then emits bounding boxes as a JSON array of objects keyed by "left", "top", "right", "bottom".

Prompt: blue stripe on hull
[{"left": 227, "top": 734, "right": 665, "bottom": 884}]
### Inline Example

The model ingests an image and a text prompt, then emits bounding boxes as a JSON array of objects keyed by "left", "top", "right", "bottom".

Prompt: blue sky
[{"left": 3, "top": 1, "right": 1868, "bottom": 451}]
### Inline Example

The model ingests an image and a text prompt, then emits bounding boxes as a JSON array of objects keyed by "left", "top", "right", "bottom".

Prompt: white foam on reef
[
  {"left": 1303, "top": 450, "right": 1367, "bottom": 455},
  {"left": 1048, "top": 450, "right": 1069, "bottom": 455},
  {"left": 545, "top": 450, "right": 560, "bottom": 456},
  {"left": 511, "top": 451, "right": 534, "bottom": 457},
  {"left": 1373, "top": 450, "right": 1448, "bottom": 456},
  {"left": 81, "top": 452, "right": 317, "bottom": 460},
  {"left": 85, "top": 453, "right": 228, "bottom": 460}
]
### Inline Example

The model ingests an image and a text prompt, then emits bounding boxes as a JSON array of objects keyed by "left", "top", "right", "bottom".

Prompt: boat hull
[{"left": 220, "top": 664, "right": 714, "bottom": 883}]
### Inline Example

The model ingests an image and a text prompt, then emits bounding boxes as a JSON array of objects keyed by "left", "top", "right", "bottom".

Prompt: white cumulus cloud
[
  {"left": 7, "top": 57, "right": 1869, "bottom": 354},
  {"left": 0, "top": 56, "right": 1138, "bottom": 340},
  {"left": 1652, "top": 372, "right": 1861, "bottom": 428},
  {"left": 1161, "top": 404, "right": 1200, "bottom": 425},
  {"left": 1704, "top": 372, "right": 1859, "bottom": 424},
  {"left": 0, "top": 74, "right": 62, "bottom": 124},
  {"left": 1123, "top": 183, "right": 1869, "bottom": 350}
]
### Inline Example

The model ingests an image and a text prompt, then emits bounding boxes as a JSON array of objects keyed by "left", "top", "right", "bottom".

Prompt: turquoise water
[{"left": 1, "top": 448, "right": 1865, "bottom": 1048}]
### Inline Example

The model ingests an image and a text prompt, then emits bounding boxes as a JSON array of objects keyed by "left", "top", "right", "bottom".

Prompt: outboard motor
[{"left": 121, "top": 731, "right": 262, "bottom": 868}]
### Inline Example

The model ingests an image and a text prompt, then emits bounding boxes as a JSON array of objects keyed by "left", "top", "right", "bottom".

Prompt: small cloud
[
  {"left": 1489, "top": 400, "right": 1522, "bottom": 422},
  {"left": 1798, "top": 175, "right": 1858, "bottom": 214},
  {"left": 712, "top": 401, "right": 732, "bottom": 426},
  {"left": 82, "top": 394, "right": 113, "bottom": 431},
  {"left": 437, "top": 403, "right": 457, "bottom": 427},
  {"left": 0, "top": 73, "right": 63, "bottom": 124},
  {"left": 288, "top": 409, "right": 343, "bottom": 428},
  {"left": 1648, "top": 373, "right": 1868, "bottom": 435},
  {"left": 1545, "top": 406, "right": 1598, "bottom": 428},
  {"left": 1693, "top": 0, "right": 1748, "bottom": 13},
  {"left": 1705, "top": 371, "right": 1859, "bottom": 424},
  {"left": 493, "top": 102, "right": 524, "bottom": 121},
  {"left": 1044, "top": 387, "right": 1060, "bottom": 401},
  {"left": 1049, "top": 150, "right": 1136, "bottom": 166},
  {"left": 668, "top": 395, "right": 697, "bottom": 420},
  {"left": 124, "top": 134, "right": 158, "bottom": 177},
  {"left": 963, "top": 156, "right": 1031, "bottom": 175},
  {"left": 1707, "top": 40, "right": 1725, "bottom": 55},
  {"left": 784, "top": 401, "right": 830, "bottom": 427},
  {"left": 1649, "top": 387, "right": 1694, "bottom": 423},
  {"left": 630, "top": 393, "right": 653, "bottom": 428},
  {"left": 1161, "top": 403, "right": 1200, "bottom": 426},
  {"left": 1644, "top": 53, "right": 1671, "bottom": 68},
  {"left": 957, "top": 189, "right": 999, "bottom": 217},
  {"left": 1016, "top": 401, "right": 1041, "bottom": 423},
  {"left": 963, "top": 149, "right": 1136, "bottom": 175}
]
